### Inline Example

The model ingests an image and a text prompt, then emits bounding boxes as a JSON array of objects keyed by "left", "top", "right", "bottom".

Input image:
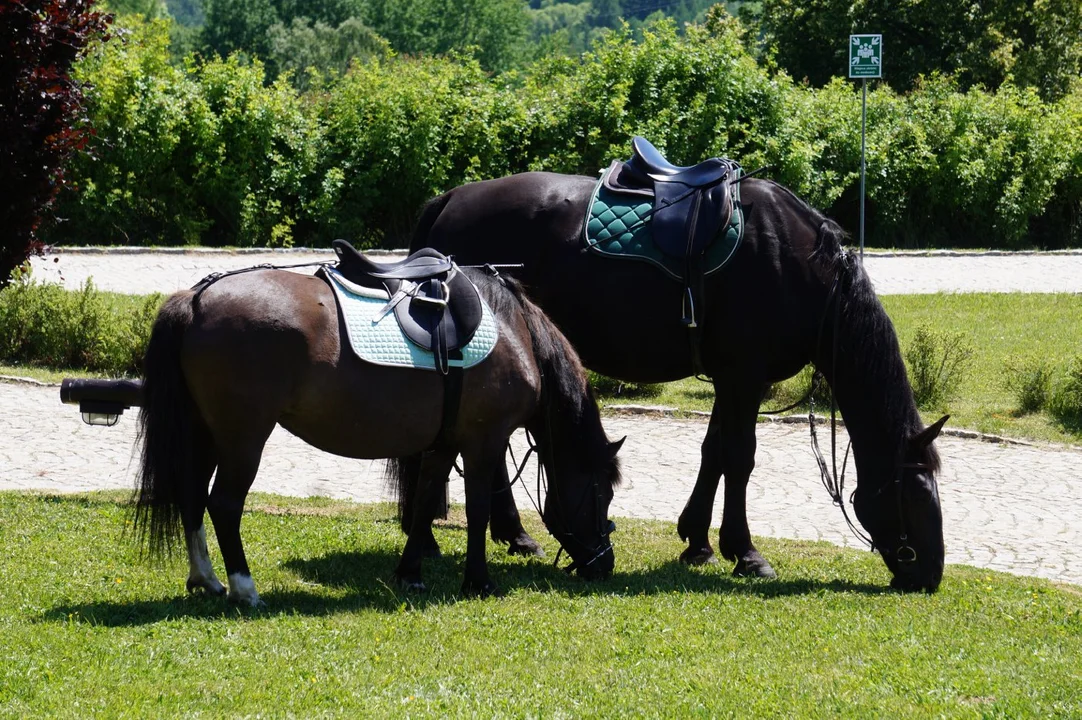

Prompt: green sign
[{"left": 849, "top": 34, "right": 882, "bottom": 78}]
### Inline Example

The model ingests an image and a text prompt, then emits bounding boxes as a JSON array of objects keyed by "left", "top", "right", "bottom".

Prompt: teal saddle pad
[
  {"left": 583, "top": 164, "right": 744, "bottom": 280},
  {"left": 322, "top": 267, "right": 498, "bottom": 371}
]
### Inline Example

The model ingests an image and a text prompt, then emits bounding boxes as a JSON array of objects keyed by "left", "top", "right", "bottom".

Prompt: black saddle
[
  {"left": 331, "top": 239, "right": 483, "bottom": 374},
  {"left": 610, "top": 136, "right": 738, "bottom": 260}
]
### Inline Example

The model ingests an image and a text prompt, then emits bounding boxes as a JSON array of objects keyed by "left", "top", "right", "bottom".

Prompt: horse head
[
  {"left": 853, "top": 415, "right": 949, "bottom": 593},
  {"left": 542, "top": 436, "right": 625, "bottom": 579}
]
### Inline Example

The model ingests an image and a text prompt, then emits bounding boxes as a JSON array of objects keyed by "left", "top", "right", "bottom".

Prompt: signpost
[{"left": 849, "top": 34, "right": 881, "bottom": 260}]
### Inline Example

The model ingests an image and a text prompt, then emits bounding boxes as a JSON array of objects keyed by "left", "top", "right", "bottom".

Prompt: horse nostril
[{"left": 606, "top": 519, "right": 616, "bottom": 535}]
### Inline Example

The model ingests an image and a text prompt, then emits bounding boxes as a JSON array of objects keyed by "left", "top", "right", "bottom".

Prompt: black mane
[
  {"left": 468, "top": 268, "right": 623, "bottom": 486},
  {"left": 811, "top": 221, "right": 941, "bottom": 474}
]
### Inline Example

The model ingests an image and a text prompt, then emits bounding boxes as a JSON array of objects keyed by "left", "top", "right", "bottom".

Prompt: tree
[
  {"left": 586, "top": 0, "right": 621, "bottom": 29},
  {"left": 0, "top": 0, "right": 109, "bottom": 286},
  {"left": 362, "top": 0, "right": 529, "bottom": 72},
  {"left": 201, "top": 0, "right": 278, "bottom": 58},
  {"left": 266, "top": 16, "right": 388, "bottom": 89},
  {"left": 752, "top": 0, "right": 1082, "bottom": 100}
]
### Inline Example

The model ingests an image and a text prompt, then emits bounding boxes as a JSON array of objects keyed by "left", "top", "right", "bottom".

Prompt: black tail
[
  {"left": 408, "top": 192, "right": 453, "bottom": 253},
  {"left": 385, "top": 455, "right": 424, "bottom": 534},
  {"left": 132, "top": 292, "right": 203, "bottom": 556}
]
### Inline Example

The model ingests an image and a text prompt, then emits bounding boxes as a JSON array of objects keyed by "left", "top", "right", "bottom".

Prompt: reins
[{"left": 803, "top": 253, "right": 923, "bottom": 563}]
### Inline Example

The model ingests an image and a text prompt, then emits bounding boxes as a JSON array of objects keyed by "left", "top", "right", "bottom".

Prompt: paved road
[
  {"left": 25, "top": 247, "right": 1082, "bottom": 296},
  {"left": 3, "top": 380, "right": 1081, "bottom": 586},
  {"left": 7, "top": 249, "right": 1082, "bottom": 587}
]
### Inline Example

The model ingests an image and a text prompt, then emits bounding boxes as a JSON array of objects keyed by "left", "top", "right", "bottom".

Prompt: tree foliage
[
  {"left": 44, "top": 7, "right": 1082, "bottom": 251},
  {"left": 0, "top": 0, "right": 109, "bottom": 285},
  {"left": 753, "top": 0, "right": 1082, "bottom": 102}
]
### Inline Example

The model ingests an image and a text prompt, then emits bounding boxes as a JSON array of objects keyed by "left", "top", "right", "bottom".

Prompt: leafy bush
[
  {"left": 1049, "top": 355, "right": 1082, "bottom": 429},
  {"left": 0, "top": 271, "right": 162, "bottom": 375},
  {"left": 586, "top": 371, "right": 663, "bottom": 400},
  {"left": 905, "top": 325, "right": 974, "bottom": 410},
  {"left": 39, "top": 10, "right": 1082, "bottom": 251},
  {"left": 1003, "top": 355, "right": 1055, "bottom": 414}
]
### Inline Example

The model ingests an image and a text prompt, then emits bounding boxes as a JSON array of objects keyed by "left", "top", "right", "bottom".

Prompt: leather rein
[{"left": 799, "top": 252, "right": 923, "bottom": 564}]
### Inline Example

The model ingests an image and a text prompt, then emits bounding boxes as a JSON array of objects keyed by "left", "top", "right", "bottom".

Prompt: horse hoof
[
  {"left": 732, "top": 553, "right": 777, "bottom": 579},
  {"left": 507, "top": 535, "right": 546, "bottom": 558},
  {"left": 679, "top": 545, "right": 718, "bottom": 566},
  {"left": 461, "top": 579, "right": 504, "bottom": 598}
]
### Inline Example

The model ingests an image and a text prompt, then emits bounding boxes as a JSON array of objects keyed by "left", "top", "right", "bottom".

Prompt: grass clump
[
  {"left": 1049, "top": 355, "right": 1082, "bottom": 430},
  {"left": 905, "top": 324, "right": 975, "bottom": 410},
  {"left": 1003, "top": 354, "right": 1055, "bottom": 414},
  {"left": 0, "top": 270, "right": 163, "bottom": 377}
]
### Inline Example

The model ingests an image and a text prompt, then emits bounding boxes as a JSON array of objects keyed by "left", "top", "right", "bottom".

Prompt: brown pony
[{"left": 133, "top": 266, "right": 623, "bottom": 605}]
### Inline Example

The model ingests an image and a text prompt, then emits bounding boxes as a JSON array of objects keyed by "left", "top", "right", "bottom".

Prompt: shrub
[
  {"left": 0, "top": 272, "right": 162, "bottom": 376},
  {"left": 905, "top": 325, "right": 974, "bottom": 409},
  {"left": 1049, "top": 355, "right": 1082, "bottom": 429},
  {"left": 1003, "top": 355, "right": 1055, "bottom": 414},
  {"left": 586, "top": 371, "right": 663, "bottom": 400}
]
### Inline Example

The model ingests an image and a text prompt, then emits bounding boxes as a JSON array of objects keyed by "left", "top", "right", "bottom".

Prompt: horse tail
[
  {"left": 408, "top": 191, "right": 453, "bottom": 253},
  {"left": 384, "top": 454, "right": 424, "bottom": 534},
  {"left": 132, "top": 292, "right": 201, "bottom": 556}
]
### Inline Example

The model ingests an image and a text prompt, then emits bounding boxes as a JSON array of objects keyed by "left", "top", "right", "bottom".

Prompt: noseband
[{"left": 506, "top": 430, "right": 614, "bottom": 574}]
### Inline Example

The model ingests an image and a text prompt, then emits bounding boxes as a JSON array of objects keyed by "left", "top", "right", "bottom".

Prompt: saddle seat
[
  {"left": 605, "top": 136, "right": 739, "bottom": 260},
  {"left": 331, "top": 239, "right": 483, "bottom": 373},
  {"left": 629, "top": 136, "right": 732, "bottom": 187}
]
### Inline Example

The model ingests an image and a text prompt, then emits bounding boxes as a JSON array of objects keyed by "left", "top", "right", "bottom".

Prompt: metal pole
[{"left": 859, "top": 78, "right": 867, "bottom": 260}]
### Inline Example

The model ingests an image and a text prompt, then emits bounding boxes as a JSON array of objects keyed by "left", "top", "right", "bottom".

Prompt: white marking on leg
[
  {"left": 227, "top": 572, "right": 262, "bottom": 607},
  {"left": 187, "top": 526, "right": 225, "bottom": 595}
]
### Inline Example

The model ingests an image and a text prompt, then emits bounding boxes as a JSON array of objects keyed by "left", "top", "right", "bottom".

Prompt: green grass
[
  {"left": 1, "top": 492, "right": 1079, "bottom": 718},
  {"left": 601, "top": 293, "right": 1082, "bottom": 445}
]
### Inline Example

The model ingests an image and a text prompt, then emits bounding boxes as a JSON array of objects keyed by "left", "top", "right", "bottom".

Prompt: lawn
[
  {"left": 600, "top": 293, "right": 1082, "bottom": 445},
  {"left": 1, "top": 492, "right": 1079, "bottom": 718}
]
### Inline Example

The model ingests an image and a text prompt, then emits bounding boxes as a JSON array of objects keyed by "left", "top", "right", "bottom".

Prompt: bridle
[
  {"left": 803, "top": 252, "right": 929, "bottom": 566},
  {"left": 506, "top": 429, "right": 615, "bottom": 575}
]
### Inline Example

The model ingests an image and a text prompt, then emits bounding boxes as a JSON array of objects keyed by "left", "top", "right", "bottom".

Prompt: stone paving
[
  {"left": 25, "top": 247, "right": 1082, "bottom": 296},
  {"left": 5, "top": 249, "right": 1082, "bottom": 587},
  {"left": 3, "top": 378, "right": 1081, "bottom": 586}
]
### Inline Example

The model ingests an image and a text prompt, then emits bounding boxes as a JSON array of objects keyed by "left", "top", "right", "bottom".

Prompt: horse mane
[
  {"left": 809, "top": 215, "right": 942, "bottom": 474},
  {"left": 468, "top": 269, "right": 623, "bottom": 486}
]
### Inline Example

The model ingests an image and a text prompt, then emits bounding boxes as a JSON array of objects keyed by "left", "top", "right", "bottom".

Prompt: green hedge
[
  {"left": 42, "top": 11, "right": 1082, "bottom": 250},
  {"left": 0, "top": 271, "right": 163, "bottom": 376}
]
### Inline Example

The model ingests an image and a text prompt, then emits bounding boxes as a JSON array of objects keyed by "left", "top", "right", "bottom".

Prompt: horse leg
[
  {"left": 394, "top": 453, "right": 443, "bottom": 558},
  {"left": 460, "top": 441, "right": 504, "bottom": 598},
  {"left": 676, "top": 395, "right": 726, "bottom": 565},
  {"left": 715, "top": 381, "right": 777, "bottom": 579},
  {"left": 395, "top": 448, "right": 457, "bottom": 592},
  {"left": 206, "top": 429, "right": 273, "bottom": 608},
  {"left": 489, "top": 462, "right": 545, "bottom": 558},
  {"left": 182, "top": 436, "right": 224, "bottom": 596}
]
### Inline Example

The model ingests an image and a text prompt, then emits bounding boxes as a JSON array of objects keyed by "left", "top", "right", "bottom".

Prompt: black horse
[
  {"left": 407, "top": 168, "right": 949, "bottom": 593},
  {"left": 133, "top": 265, "right": 622, "bottom": 604}
]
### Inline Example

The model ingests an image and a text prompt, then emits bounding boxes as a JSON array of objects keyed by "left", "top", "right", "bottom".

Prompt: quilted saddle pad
[
  {"left": 583, "top": 164, "right": 744, "bottom": 280},
  {"left": 322, "top": 266, "right": 498, "bottom": 371}
]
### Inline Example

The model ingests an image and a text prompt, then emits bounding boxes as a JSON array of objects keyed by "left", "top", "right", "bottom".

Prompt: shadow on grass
[{"left": 41, "top": 546, "right": 892, "bottom": 627}]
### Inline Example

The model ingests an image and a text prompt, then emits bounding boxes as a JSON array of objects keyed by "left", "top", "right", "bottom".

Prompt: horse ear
[
  {"left": 911, "top": 415, "right": 949, "bottom": 448},
  {"left": 607, "top": 436, "right": 627, "bottom": 459}
]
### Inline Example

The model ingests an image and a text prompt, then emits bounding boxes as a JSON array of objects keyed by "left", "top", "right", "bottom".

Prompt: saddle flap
[{"left": 390, "top": 272, "right": 484, "bottom": 355}]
